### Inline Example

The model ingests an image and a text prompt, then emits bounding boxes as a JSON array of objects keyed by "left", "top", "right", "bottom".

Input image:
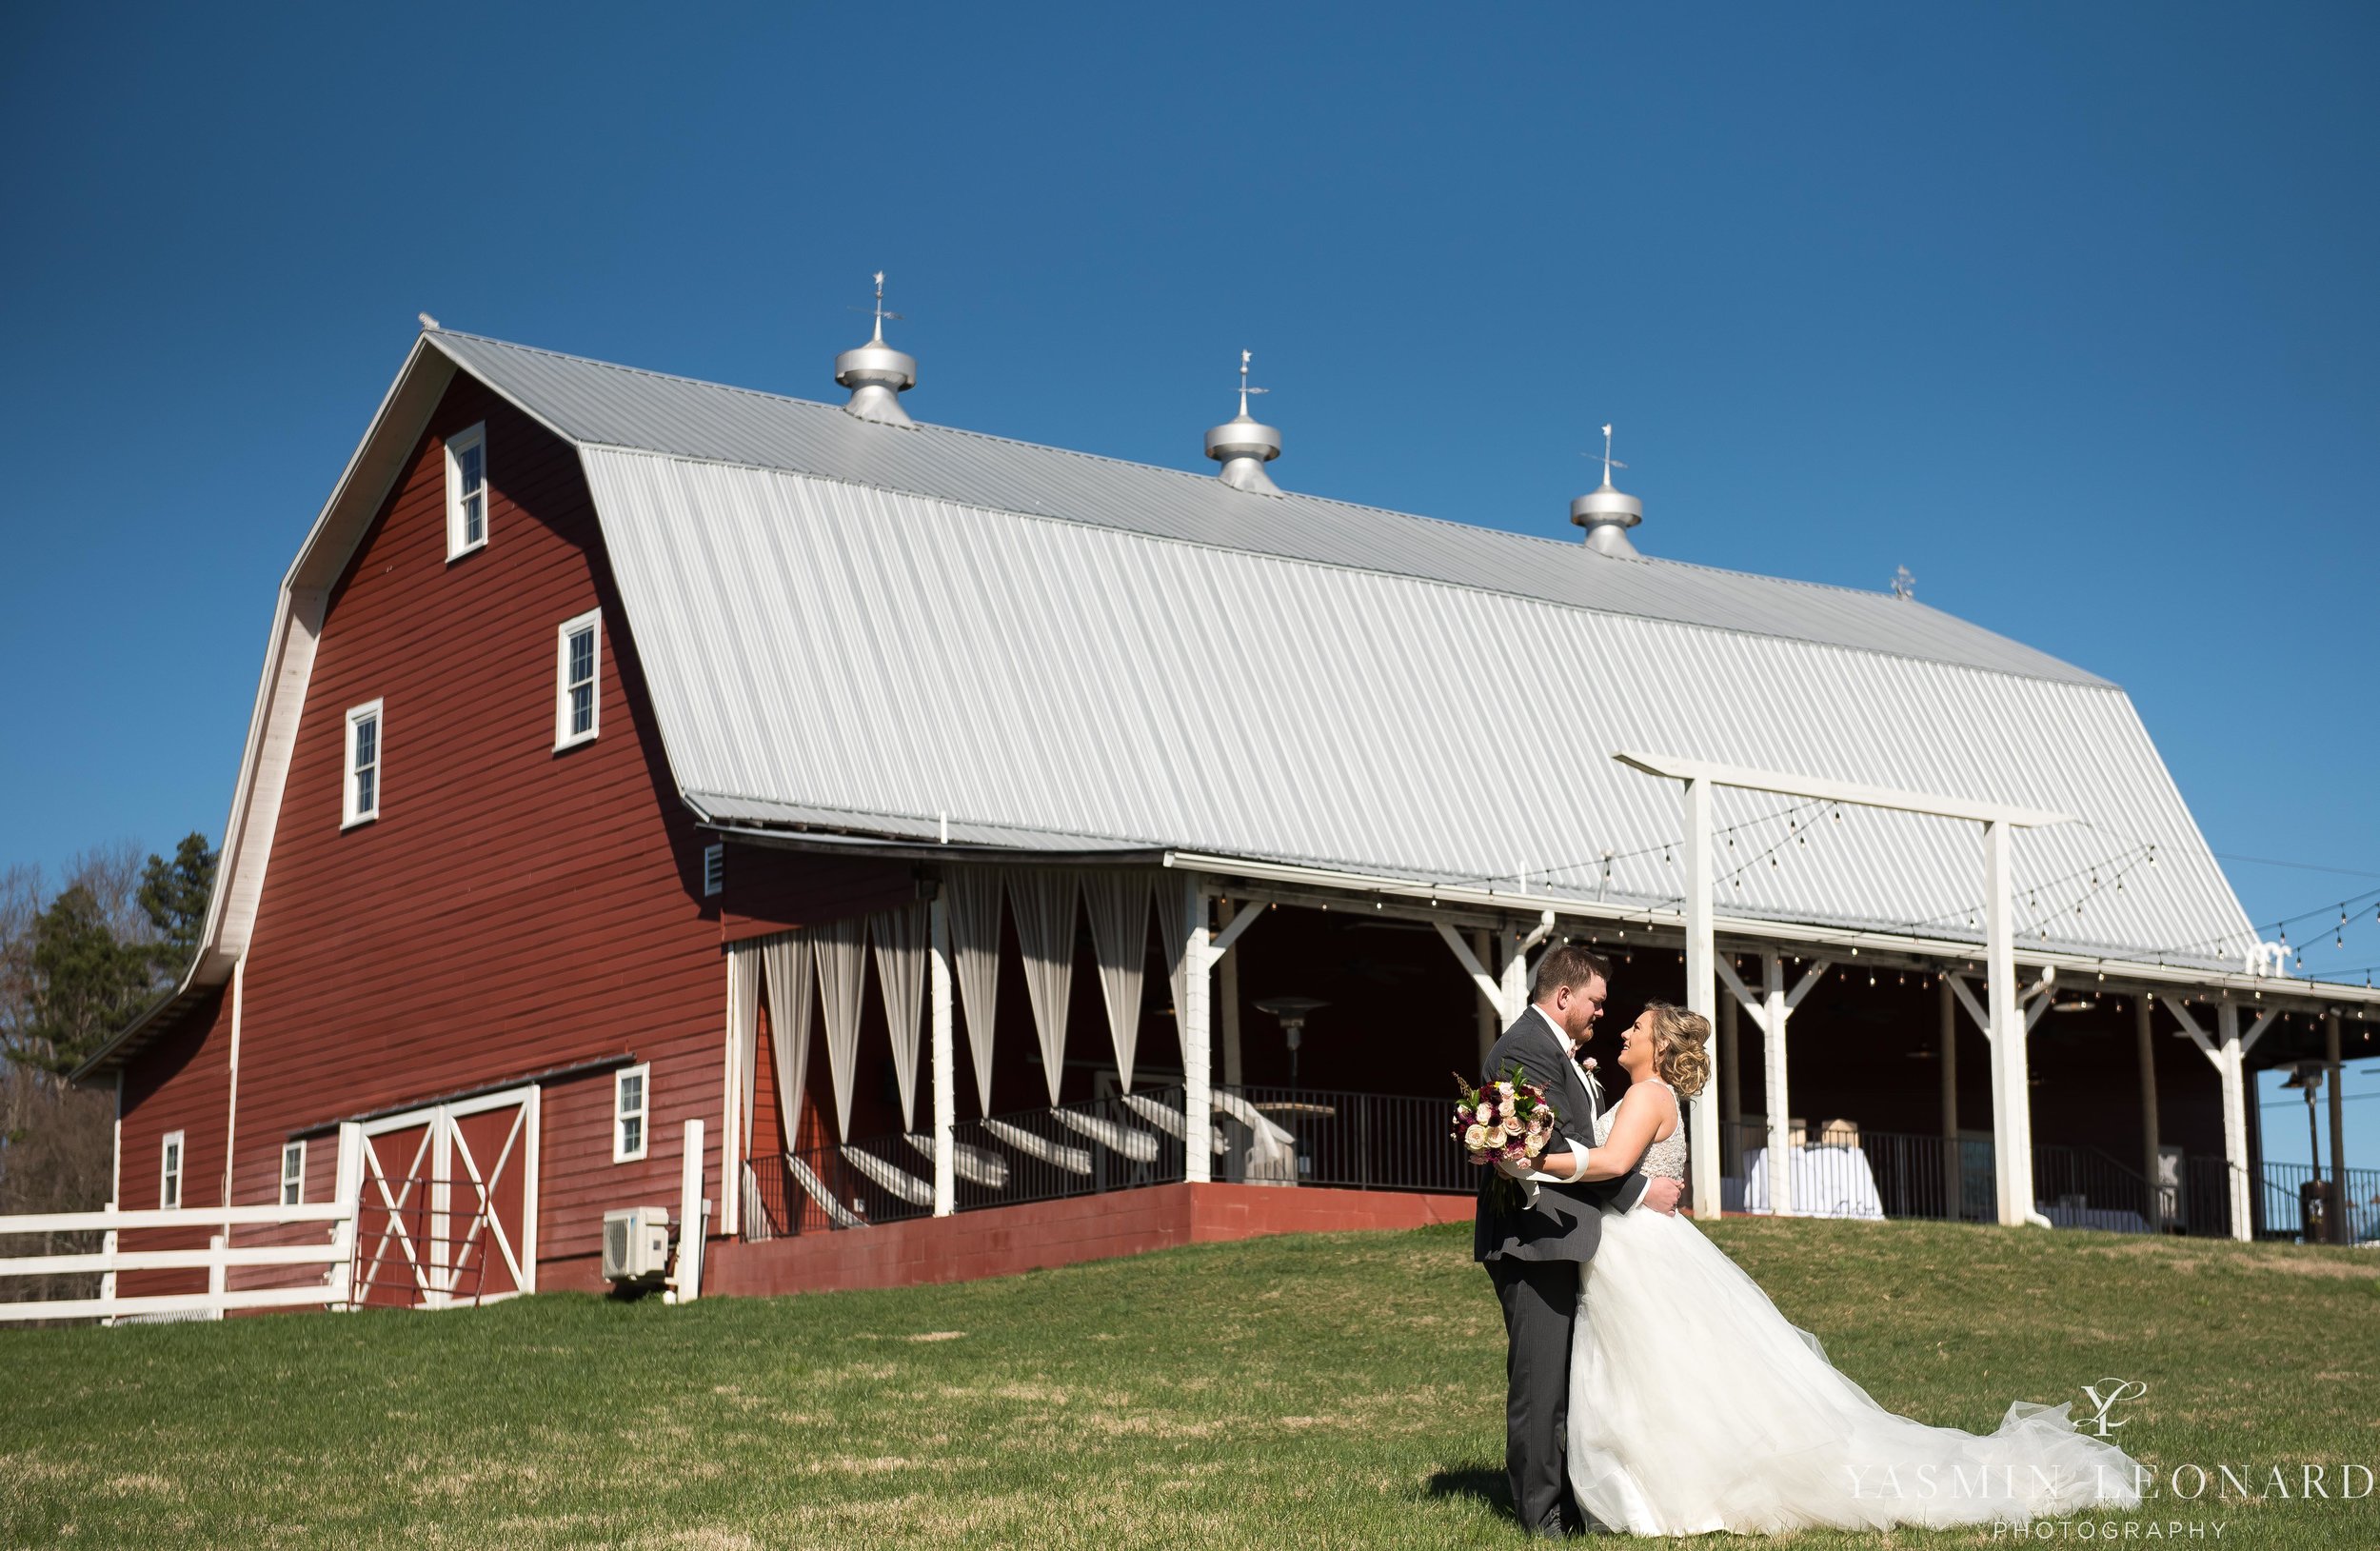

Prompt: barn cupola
[
  {"left": 834, "top": 271, "right": 918, "bottom": 427},
  {"left": 1205, "top": 349, "right": 1283, "bottom": 493},
  {"left": 1571, "top": 423, "right": 1644, "bottom": 557}
]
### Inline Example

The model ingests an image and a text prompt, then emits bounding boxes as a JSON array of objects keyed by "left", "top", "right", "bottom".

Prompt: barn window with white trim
[
  {"left": 445, "top": 421, "right": 487, "bottom": 558},
  {"left": 161, "top": 1130, "right": 184, "bottom": 1209},
  {"left": 614, "top": 1063, "right": 649, "bottom": 1163},
  {"left": 280, "top": 1140, "right": 306, "bottom": 1205},
  {"left": 555, "top": 608, "right": 601, "bottom": 749},
  {"left": 343, "top": 700, "right": 383, "bottom": 826}
]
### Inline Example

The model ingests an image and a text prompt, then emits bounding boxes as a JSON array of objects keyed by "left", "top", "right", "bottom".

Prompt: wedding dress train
[{"left": 1564, "top": 1084, "right": 2143, "bottom": 1536}]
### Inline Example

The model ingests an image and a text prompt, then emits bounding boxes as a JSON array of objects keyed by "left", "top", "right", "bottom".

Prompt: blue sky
[{"left": 2, "top": 6, "right": 2373, "bottom": 1160}]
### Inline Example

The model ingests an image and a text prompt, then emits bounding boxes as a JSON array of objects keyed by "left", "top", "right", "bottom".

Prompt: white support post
[
  {"left": 674, "top": 1118, "right": 705, "bottom": 1302},
  {"left": 1713, "top": 950, "right": 1832, "bottom": 1220},
  {"left": 1683, "top": 776, "right": 1719, "bottom": 1218},
  {"left": 1760, "top": 950, "right": 1791, "bottom": 1216},
  {"left": 2216, "top": 1004, "right": 2251, "bottom": 1242},
  {"left": 1499, "top": 912, "right": 1556, "bottom": 1028},
  {"left": 929, "top": 898, "right": 956, "bottom": 1217},
  {"left": 1181, "top": 876, "right": 1213, "bottom": 1185},
  {"left": 1984, "top": 820, "right": 2038, "bottom": 1226},
  {"left": 2162, "top": 995, "right": 2266, "bottom": 1243},
  {"left": 327, "top": 1121, "right": 363, "bottom": 1309}
]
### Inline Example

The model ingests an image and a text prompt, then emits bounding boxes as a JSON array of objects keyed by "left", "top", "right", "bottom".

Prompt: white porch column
[
  {"left": 1180, "top": 875, "right": 1213, "bottom": 1185},
  {"left": 1983, "top": 819, "right": 2035, "bottom": 1226},
  {"left": 1761, "top": 950, "right": 1792, "bottom": 1216},
  {"left": 2161, "top": 994, "right": 2264, "bottom": 1243},
  {"left": 1682, "top": 775, "right": 1719, "bottom": 1217},
  {"left": 2216, "top": 1003, "right": 2251, "bottom": 1242},
  {"left": 928, "top": 897, "right": 956, "bottom": 1216}
]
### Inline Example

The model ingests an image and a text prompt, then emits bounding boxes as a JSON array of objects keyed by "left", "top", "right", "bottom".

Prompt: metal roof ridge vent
[
  {"left": 1572, "top": 423, "right": 1644, "bottom": 557},
  {"left": 833, "top": 271, "right": 918, "bottom": 427},
  {"left": 1204, "top": 349, "right": 1283, "bottom": 493}
]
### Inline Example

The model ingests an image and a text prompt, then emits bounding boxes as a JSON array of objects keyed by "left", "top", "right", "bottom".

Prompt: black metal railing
[{"left": 1215, "top": 1084, "right": 1476, "bottom": 1194}]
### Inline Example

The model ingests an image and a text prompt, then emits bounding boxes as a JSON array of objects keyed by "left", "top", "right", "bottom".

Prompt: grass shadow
[{"left": 1425, "top": 1462, "right": 1512, "bottom": 1517}]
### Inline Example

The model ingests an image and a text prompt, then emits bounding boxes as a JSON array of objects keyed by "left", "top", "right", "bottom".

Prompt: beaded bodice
[{"left": 1595, "top": 1082, "right": 1688, "bottom": 1181}]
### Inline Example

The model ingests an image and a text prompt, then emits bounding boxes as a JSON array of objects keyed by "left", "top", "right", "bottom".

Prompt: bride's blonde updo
[{"left": 1643, "top": 1003, "right": 1713, "bottom": 1098}]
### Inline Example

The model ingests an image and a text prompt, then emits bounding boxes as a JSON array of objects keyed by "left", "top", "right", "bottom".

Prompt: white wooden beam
[
  {"left": 1761, "top": 949, "right": 1792, "bottom": 1215},
  {"left": 1683, "top": 776, "right": 1720, "bottom": 1219},
  {"left": 2240, "top": 1009, "right": 2279, "bottom": 1057},
  {"left": 1984, "top": 819, "right": 2041, "bottom": 1227},
  {"left": 1613, "top": 751, "right": 2076, "bottom": 828},
  {"left": 1436, "top": 920, "right": 1511, "bottom": 1023},
  {"left": 1949, "top": 973, "right": 1992, "bottom": 1039},
  {"left": 1716, "top": 956, "right": 1767, "bottom": 1033},
  {"left": 1204, "top": 897, "right": 1265, "bottom": 965},
  {"left": 1181, "top": 876, "right": 1213, "bottom": 1184},
  {"left": 2215, "top": 1003, "right": 2251, "bottom": 1241}
]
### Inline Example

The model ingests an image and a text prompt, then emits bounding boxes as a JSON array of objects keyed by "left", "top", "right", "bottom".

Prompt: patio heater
[
  {"left": 1254, "top": 997, "right": 1329, "bottom": 1091},
  {"left": 2280, "top": 1063, "right": 2330, "bottom": 1243}
]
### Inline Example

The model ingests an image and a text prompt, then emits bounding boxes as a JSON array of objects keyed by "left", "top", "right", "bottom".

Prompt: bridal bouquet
[{"left": 1453, "top": 1065, "right": 1559, "bottom": 1212}]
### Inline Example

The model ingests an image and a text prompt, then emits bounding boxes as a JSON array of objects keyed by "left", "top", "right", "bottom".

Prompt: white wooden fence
[{"left": 0, "top": 1123, "right": 362, "bottom": 1325}]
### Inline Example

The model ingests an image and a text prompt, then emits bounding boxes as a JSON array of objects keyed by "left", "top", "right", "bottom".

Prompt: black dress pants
[{"left": 1487, "top": 1254, "right": 1584, "bottom": 1538}]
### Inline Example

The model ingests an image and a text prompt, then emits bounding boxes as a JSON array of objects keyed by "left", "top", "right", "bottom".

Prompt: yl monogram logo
[{"left": 2080, "top": 1378, "right": 2148, "bottom": 1437}]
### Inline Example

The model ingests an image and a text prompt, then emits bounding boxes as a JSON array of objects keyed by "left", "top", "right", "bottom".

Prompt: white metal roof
[
  {"left": 565, "top": 431, "right": 2251, "bottom": 972},
  {"left": 428, "top": 330, "right": 2108, "bottom": 687},
  {"left": 82, "top": 327, "right": 2333, "bottom": 1084}
]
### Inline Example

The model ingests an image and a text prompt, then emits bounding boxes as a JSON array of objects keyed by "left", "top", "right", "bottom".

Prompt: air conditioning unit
[{"left": 603, "top": 1205, "right": 673, "bottom": 1284}]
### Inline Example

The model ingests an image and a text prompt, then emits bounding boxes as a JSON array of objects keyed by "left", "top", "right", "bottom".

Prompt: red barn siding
[{"left": 121, "top": 377, "right": 726, "bottom": 1295}]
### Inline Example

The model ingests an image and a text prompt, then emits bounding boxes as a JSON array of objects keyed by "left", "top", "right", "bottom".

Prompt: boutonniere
[{"left": 1580, "top": 1056, "right": 1598, "bottom": 1074}]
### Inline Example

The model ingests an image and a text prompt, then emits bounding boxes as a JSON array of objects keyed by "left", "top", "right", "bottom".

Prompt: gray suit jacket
[{"left": 1472, "top": 1007, "right": 1651, "bottom": 1263}]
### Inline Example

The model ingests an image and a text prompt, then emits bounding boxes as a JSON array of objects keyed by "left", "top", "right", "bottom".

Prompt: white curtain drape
[
  {"left": 759, "top": 931, "right": 813, "bottom": 1155},
  {"left": 1081, "top": 872, "right": 1151, "bottom": 1092},
  {"left": 1007, "top": 869, "right": 1080, "bottom": 1105},
  {"left": 812, "top": 916, "right": 868, "bottom": 1143},
  {"left": 870, "top": 903, "right": 929, "bottom": 1131},
  {"left": 1153, "top": 876, "right": 1192, "bottom": 1052},
  {"left": 724, "top": 943, "right": 763, "bottom": 1238},
  {"left": 947, "top": 867, "right": 1004, "bottom": 1115}
]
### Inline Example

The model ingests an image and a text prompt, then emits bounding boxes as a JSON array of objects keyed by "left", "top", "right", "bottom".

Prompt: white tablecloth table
[{"left": 1739, "top": 1144, "right": 1887, "bottom": 1220}]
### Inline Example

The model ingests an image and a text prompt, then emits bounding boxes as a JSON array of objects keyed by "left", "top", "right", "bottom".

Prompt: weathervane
[
  {"left": 1892, "top": 566, "right": 1916, "bottom": 600},
  {"left": 1586, "top": 423, "right": 1628, "bottom": 487},
  {"left": 855, "top": 270, "right": 903, "bottom": 343},
  {"left": 1236, "top": 348, "right": 1269, "bottom": 417}
]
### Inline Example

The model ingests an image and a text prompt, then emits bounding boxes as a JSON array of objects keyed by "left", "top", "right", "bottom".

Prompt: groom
[{"left": 1475, "top": 943, "right": 1682, "bottom": 1538}]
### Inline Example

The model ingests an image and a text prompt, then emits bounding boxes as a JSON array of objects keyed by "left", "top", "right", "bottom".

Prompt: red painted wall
[{"left": 122, "top": 377, "right": 729, "bottom": 1295}]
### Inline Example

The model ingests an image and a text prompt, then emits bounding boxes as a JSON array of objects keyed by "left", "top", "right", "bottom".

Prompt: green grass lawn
[{"left": 3, "top": 1216, "right": 2374, "bottom": 1548}]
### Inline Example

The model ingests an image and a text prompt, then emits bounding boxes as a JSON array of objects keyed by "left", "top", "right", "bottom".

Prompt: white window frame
[
  {"left": 554, "top": 608, "right": 602, "bottom": 750},
  {"left": 445, "top": 421, "right": 488, "bottom": 560},
  {"left": 280, "top": 1140, "right": 307, "bottom": 1206},
  {"left": 161, "top": 1130, "right": 184, "bottom": 1209},
  {"left": 613, "top": 1064, "right": 650, "bottom": 1163},
  {"left": 343, "top": 700, "right": 384, "bottom": 828}
]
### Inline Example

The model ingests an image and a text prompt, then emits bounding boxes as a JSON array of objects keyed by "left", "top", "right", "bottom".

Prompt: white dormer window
[
  {"left": 614, "top": 1064, "right": 650, "bottom": 1163},
  {"left": 344, "top": 700, "right": 383, "bottom": 827},
  {"left": 161, "top": 1130, "right": 184, "bottom": 1209},
  {"left": 445, "top": 422, "right": 487, "bottom": 559},
  {"left": 555, "top": 608, "right": 602, "bottom": 750},
  {"left": 280, "top": 1140, "right": 306, "bottom": 1206}
]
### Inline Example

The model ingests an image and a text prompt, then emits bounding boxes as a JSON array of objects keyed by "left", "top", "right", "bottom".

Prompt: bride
[{"left": 1553, "top": 1004, "right": 2144, "bottom": 1535}]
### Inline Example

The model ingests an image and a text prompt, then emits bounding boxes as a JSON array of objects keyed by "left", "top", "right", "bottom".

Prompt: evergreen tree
[
  {"left": 137, "top": 831, "right": 217, "bottom": 981},
  {"left": 24, "top": 885, "right": 153, "bottom": 1075}
]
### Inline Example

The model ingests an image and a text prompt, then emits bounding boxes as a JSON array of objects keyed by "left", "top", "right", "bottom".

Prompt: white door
[{"left": 353, "top": 1085, "right": 541, "bottom": 1308}]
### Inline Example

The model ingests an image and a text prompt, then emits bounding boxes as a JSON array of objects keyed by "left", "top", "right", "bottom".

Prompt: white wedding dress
[{"left": 1564, "top": 1082, "right": 2144, "bottom": 1536}]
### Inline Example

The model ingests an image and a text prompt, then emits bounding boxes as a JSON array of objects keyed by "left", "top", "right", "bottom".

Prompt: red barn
[{"left": 65, "top": 321, "right": 2378, "bottom": 1315}]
